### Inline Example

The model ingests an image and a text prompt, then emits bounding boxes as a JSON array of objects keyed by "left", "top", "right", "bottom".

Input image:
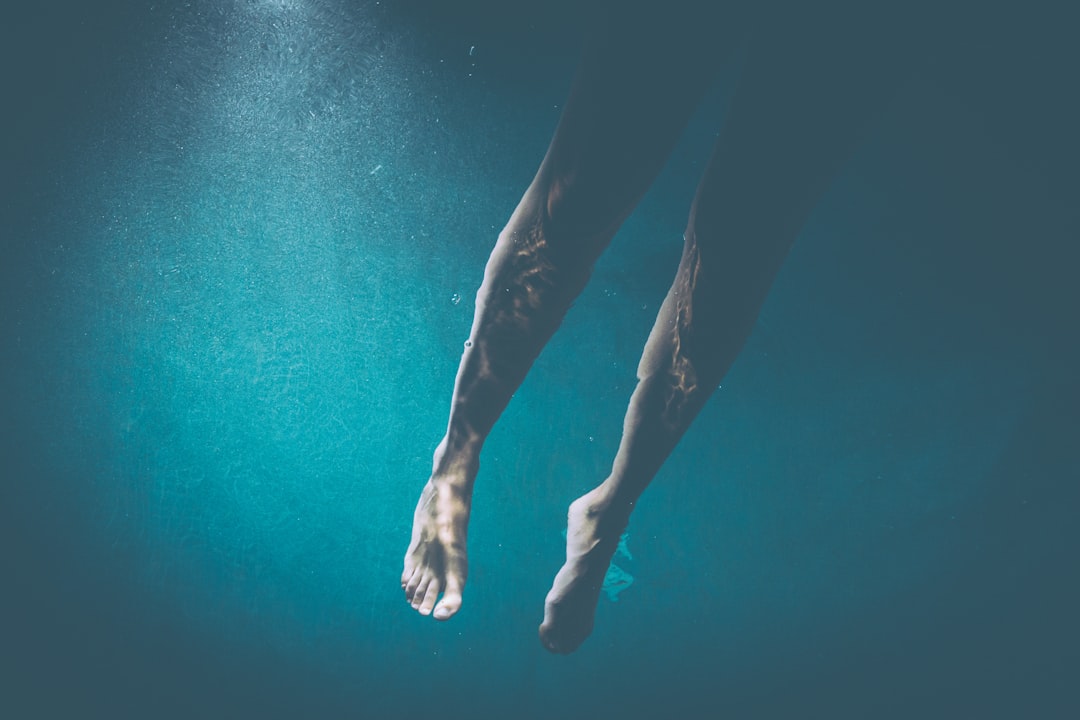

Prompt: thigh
[
  {"left": 536, "top": 2, "right": 747, "bottom": 246},
  {"left": 690, "top": 0, "right": 915, "bottom": 247}
]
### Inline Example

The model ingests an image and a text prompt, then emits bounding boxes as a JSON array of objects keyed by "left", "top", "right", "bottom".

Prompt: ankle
[
  {"left": 575, "top": 484, "right": 633, "bottom": 534},
  {"left": 431, "top": 436, "right": 480, "bottom": 486}
]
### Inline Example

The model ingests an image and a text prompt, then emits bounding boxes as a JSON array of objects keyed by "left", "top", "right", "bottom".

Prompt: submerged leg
[
  {"left": 539, "top": 5, "right": 908, "bottom": 652},
  {"left": 402, "top": 13, "right": 723, "bottom": 620}
]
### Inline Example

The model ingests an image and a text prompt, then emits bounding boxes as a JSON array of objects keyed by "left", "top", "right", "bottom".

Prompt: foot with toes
[
  {"left": 539, "top": 489, "right": 628, "bottom": 654},
  {"left": 404, "top": 470, "right": 627, "bottom": 654},
  {"left": 402, "top": 478, "right": 472, "bottom": 620}
]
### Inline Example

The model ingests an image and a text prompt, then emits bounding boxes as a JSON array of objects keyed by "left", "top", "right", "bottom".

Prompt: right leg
[
  {"left": 539, "top": 1, "right": 911, "bottom": 652},
  {"left": 401, "top": 8, "right": 732, "bottom": 620}
]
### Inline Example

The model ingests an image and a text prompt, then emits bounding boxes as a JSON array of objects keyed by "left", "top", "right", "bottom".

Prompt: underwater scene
[{"left": 3, "top": 1, "right": 1077, "bottom": 718}]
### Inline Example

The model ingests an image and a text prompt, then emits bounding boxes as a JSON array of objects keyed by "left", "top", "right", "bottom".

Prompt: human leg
[
  {"left": 402, "top": 11, "right": 727, "bottom": 620},
  {"left": 539, "top": 5, "right": 909, "bottom": 652}
]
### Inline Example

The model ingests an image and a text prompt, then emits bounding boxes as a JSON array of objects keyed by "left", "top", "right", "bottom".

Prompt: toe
[
  {"left": 418, "top": 578, "right": 441, "bottom": 616},
  {"left": 538, "top": 622, "right": 556, "bottom": 652},
  {"left": 433, "top": 595, "right": 460, "bottom": 620},
  {"left": 404, "top": 568, "right": 423, "bottom": 601},
  {"left": 411, "top": 574, "right": 432, "bottom": 610},
  {"left": 433, "top": 572, "right": 464, "bottom": 620},
  {"left": 538, "top": 621, "right": 579, "bottom": 655}
]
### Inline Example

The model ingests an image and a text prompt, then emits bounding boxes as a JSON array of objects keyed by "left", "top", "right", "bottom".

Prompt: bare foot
[
  {"left": 539, "top": 489, "right": 628, "bottom": 653},
  {"left": 402, "top": 476, "right": 472, "bottom": 620}
]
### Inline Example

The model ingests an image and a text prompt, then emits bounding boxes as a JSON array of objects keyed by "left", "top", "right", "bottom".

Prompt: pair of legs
[{"left": 402, "top": 1, "right": 905, "bottom": 653}]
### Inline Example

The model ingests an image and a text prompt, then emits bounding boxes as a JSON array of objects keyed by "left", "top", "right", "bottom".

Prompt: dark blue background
[{"left": 3, "top": 1, "right": 1077, "bottom": 717}]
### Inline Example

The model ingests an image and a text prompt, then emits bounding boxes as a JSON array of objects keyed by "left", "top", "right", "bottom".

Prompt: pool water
[{"left": 3, "top": 1, "right": 1078, "bottom": 718}]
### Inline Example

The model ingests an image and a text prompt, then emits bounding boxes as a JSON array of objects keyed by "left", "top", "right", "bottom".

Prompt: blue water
[{"left": 3, "top": 1, "right": 1078, "bottom": 718}]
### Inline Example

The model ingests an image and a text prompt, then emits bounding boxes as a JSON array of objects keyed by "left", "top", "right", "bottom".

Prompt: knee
[
  {"left": 684, "top": 185, "right": 801, "bottom": 274},
  {"left": 536, "top": 169, "right": 622, "bottom": 258}
]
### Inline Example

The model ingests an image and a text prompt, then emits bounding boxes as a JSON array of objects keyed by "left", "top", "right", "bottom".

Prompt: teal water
[{"left": 3, "top": 1, "right": 1078, "bottom": 718}]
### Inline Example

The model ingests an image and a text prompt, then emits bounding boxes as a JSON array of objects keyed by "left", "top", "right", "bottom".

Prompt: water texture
[{"left": 2, "top": 1, "right": 1077, "bottom": 718}]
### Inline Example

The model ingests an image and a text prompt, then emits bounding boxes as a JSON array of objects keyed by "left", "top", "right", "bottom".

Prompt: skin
[{"left": 402, "top": 1, "right": 907, "bottom": 653}]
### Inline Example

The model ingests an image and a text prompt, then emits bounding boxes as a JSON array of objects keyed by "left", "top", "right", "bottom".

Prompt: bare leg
[
  {"left": 402, "top": 13, "right": 728, "bottom": 620},
  {"left": 539, "top": 7, "right": 908, "bottom": 652}
]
